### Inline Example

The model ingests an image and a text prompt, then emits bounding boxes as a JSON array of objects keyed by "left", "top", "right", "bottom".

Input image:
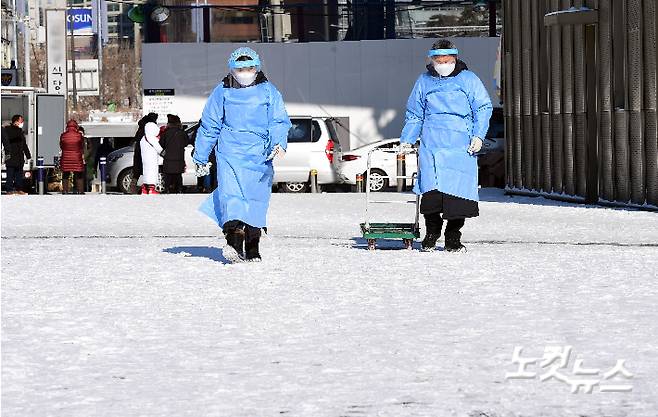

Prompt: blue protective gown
[
  {"left": 193, "top": 81, "right": 291, "bottom": 228},
  {"left": 400, "top": 68, "right": 492, "bottom": 202}
]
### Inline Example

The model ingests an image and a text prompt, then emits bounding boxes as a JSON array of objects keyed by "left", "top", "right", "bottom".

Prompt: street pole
[
  {"left": 134, "top": 20, "right": 141, "bottom": 72},
  {"left": 488, "top": 0, "right": 497, "bottom": 37},
  {"left": 323, "top": 0, "right": 329, "bottom": 41},
  {"left": 97, "top": 0, "right": 103, "bottom": 108},
  {"left": 271, "top": 0, "right": 283, "bottom": 42},
  {"left": 68, "top": 1, "right": 78, "bottom": 109},
  {"left": 22, "top": 7, "right": 31, "bottom": 86},
  {"left": 11, "top": 0, "right": 19, "bottom": 75}
]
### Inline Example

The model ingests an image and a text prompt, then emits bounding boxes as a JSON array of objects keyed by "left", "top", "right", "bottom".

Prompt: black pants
[
  {"left": 62, "top": 171, "right": 85, "bottom": 193},
  {"left": 5, "top": 166, "right": 23, "bottom": 192},
  {"left": 223, "top": 220, "right": 260, "bottom": 236},
  {"left": 420, "top": 190, "right": 478, "bottom": 219},
  {"left": 164, "top": 173, "right": 183, "bottom": 194},
  {"left": 424, "top": 211, "right": 465, "bottom": 239}
]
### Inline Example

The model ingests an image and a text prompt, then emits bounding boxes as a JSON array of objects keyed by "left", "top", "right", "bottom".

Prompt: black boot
[
  {"left": 444, "top": 219, "right": 466, "bottom": 252},
  {"left": 421, "top": 212, "right": 443, "bottom": 252},
  {"left": 244, "top": 225, "right": 262, "bottom": 262},
  {"left": 222, "top": 220, "right": 245, "bottom": 262}
]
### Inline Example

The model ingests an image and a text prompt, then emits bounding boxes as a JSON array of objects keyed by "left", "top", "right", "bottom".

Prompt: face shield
[
  {"left": 227, "top": 47, "right": 261, "bottom": 86},
  {"left": 427, "top": 48, "right": 459, "bottom": 77}
]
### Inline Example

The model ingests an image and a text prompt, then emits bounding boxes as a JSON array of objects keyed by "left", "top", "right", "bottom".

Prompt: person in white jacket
[{"left": 139, "top": 122, "right": 163, "bottom": 194}]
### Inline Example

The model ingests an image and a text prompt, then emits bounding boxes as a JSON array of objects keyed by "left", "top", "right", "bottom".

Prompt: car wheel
[
  {"left": 281, "top": 182, "right": 308, "bottom": 193},
  {"left": 366, "top": 169, "right": 389, "bottom": 192},
  {"left": 117, "top": 169, "right": 133, "bottom": 194}
]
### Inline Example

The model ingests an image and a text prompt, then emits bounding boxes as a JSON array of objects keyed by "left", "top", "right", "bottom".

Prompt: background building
[{"left": 502, "top": 0, "right": 657, "bottom": 208}]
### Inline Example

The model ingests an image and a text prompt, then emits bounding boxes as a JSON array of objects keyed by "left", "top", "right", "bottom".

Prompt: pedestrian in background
[
  {"left": 3, "top": 115, "right": 31, "bottom": 195},
  {"left": 59, "top": 119, "right": 85, "bottom": 194},
  {"left": 160, "top": 114, "right": 189, "bottom": 194},
  {"left": 78, "top": 126, "right": 93, "bottom": 192},
  {"left": 131, "top": 112, "right": 158, "bottom": 193},
  {"left": 94, "top": 137, "right": 114, "bottom": 182},
  {"left": 140, "top": 122, "right": 163, "bottom": 195}
]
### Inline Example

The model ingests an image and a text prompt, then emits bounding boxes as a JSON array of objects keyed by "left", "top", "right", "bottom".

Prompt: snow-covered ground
[{"left": 2, "top": 189, "right": 657, "bottom": 417}]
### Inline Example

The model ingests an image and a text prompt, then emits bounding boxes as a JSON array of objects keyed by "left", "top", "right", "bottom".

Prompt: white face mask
[
  {"left": 233, "top": 71, "right": 257, "bottom": 86},
  {"left": 434, "top": 62, "right": 456, "bottom": 77},
  {"left": 17, "top": 122, "right": 24, "bottom": 129}
]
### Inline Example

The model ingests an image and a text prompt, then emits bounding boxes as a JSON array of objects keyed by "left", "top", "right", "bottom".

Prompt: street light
[{"left": 150, "top": 6, "right": 170, "bottom": 23}]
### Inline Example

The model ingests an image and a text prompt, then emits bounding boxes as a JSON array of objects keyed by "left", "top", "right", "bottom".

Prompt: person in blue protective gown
[
  {"left": 399, "top": 39, "right": 492, "bottom": 252},
  {"left": 192, "top": 47, "right": 292, "bottom": 262}
]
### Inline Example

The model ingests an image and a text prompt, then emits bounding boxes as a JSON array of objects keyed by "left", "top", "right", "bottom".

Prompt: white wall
[{"left": 142, "top": 38, "right": 499, "bottom": 149}]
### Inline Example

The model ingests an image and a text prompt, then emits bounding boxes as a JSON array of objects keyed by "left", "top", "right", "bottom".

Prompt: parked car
[
  {"left": 334, "top": 139, "right": 418, "bottom": 192},
  {"left": 272, "top": 116, "right": 341, "bottom": 193},
  {"left": 107, "top": 117, "right": 342, "bottom": 194}
]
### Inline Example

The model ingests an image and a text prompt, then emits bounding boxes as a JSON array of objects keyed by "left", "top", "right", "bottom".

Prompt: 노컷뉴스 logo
[{"left": 505, "top": 346, "right": 633, "bottom": 393}]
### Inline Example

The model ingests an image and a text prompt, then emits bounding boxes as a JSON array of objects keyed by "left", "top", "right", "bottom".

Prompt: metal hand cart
[{"left": 359, "top": 147, "right": 421, "bottom": 250}]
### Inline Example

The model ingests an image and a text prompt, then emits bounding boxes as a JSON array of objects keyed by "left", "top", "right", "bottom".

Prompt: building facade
[{"left": 502, "top": 0, "right": 658, "bottom": 208}]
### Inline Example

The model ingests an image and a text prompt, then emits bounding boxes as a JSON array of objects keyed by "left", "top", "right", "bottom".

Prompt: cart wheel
[
  {"left": 367, "top": 239, "right": 377, "bottom": 251},
  {"left": 403, "top": 239, "right": 414, "bottom": 250}
]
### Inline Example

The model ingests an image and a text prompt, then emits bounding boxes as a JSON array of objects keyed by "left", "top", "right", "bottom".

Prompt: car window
[{"left": 288, "top": 119, "right": 315, "bottom": 143}]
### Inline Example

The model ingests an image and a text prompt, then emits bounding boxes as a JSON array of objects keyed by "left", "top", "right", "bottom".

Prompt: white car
[
  {"left": 334, "top": 139, "right": 418, "bottom": 192},
  {"left": 272, "top": 116, "right": 341, "bottom": 193}
]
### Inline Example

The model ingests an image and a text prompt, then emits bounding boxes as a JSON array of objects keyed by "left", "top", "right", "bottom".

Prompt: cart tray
[{"left": 360, "top": 223, "right": 420, "bottom": 239}]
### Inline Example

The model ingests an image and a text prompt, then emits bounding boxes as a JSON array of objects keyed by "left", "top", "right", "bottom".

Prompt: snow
[{"left": 2, "top": 189, "right": 658, "bottom": 416}]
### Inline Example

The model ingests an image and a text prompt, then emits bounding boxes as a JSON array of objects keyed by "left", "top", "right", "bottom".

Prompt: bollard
[
  {"left": 37, "top": 156, "right": 45, "bottom": 195},
  {"left": 356, "top": 173, "right": 364, "bottom": 193},
  {"left": 99, "top": 157, "right": 107, "bottom": 194},
  {"left": 310, "top": 169, "right": 319, "bottom": 193},
  {"left": 396, "top": 153, "right": 406, "bottom": 192}
]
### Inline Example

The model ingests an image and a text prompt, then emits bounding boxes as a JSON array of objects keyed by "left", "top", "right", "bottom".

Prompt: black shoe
[
  {"left": 244, "top": 226, "right": 262, "bottom": 262},
  {"left": 444, "top": 234, "right": 466, "bottom": 252},
  {"left": 223, "top": 223, "right": 245, "bottom": 262},
  {"left": 421, "top": 233, "right": 441, "bottom": 252}
]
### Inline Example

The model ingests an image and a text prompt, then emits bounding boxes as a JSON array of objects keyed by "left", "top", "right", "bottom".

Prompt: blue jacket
[
  {"left": 193, "top": 77, "right": 291, "bottom": 228},
  {"left": 400, "top": 62, "right": 492, "bottom": 201}
]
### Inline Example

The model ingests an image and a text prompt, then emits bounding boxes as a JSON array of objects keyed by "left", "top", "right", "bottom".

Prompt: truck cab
[{"left": 1, "top": 87, "right": 66, "bottom": 193}]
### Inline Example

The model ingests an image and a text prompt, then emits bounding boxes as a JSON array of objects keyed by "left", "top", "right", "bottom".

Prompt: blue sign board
[{"left": 67, "top": 9, "right": 93, "bottom": 34}]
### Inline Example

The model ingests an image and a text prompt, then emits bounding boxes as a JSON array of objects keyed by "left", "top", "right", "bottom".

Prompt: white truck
[{"left": 1, "top": 87, "right": 66, "bottom": 192}]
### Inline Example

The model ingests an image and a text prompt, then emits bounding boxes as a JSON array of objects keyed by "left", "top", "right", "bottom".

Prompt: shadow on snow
[{"left": 162, "top": 246, "right": 231, "bottom": 264}]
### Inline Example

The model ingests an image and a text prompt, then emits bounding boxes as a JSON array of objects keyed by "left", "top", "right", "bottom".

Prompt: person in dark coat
[
  {"left": 3, "top": 115, "right": 31, "bottom": 194},
  {"left": 160, "top": 114, "right": 189, "bottom": 193},
  {"left": 131, "top": 112, "right": 158, "bottom": 193},
  {"left": 94, "top": 138, "right": 114, "bottom": 172},
  {"left": 59, "top": 119, "right": 85, "bottom": 194}
]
